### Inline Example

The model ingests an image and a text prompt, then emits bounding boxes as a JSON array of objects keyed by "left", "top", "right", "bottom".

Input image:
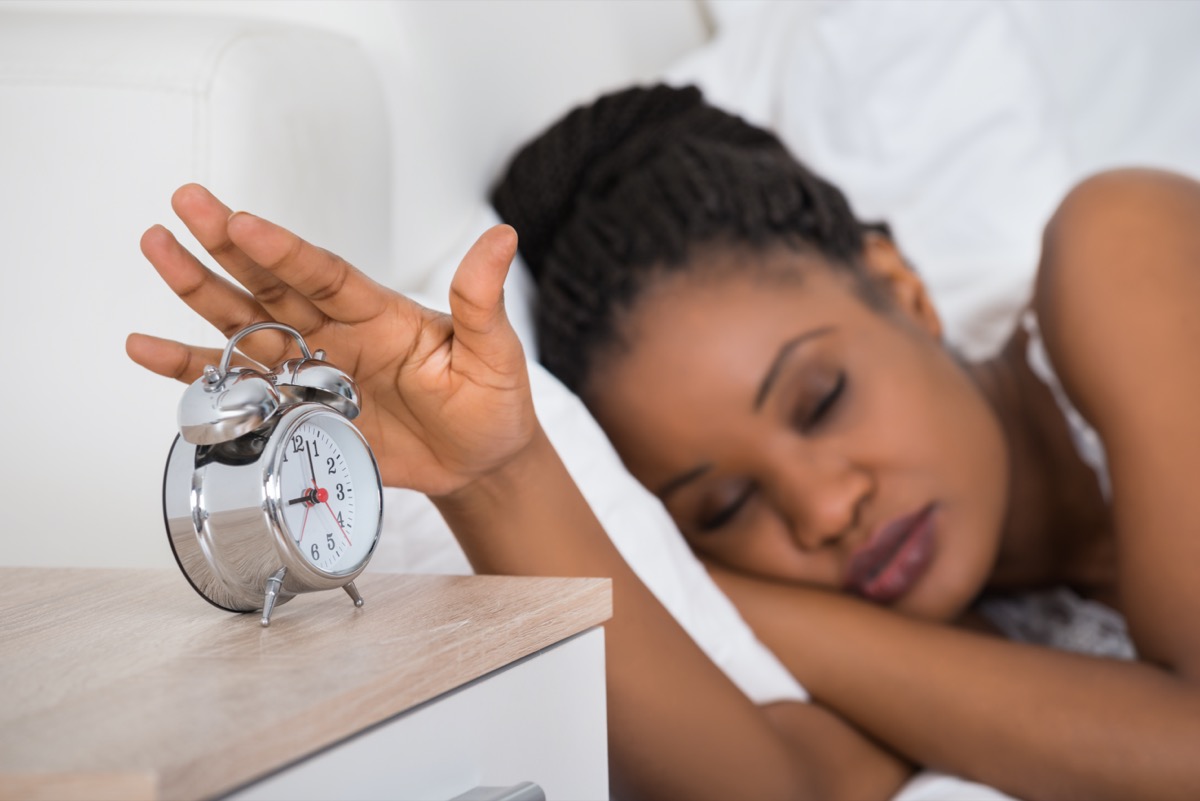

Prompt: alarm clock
[{"left": 162, "top": 322, "right": 383, "bottom": 626}]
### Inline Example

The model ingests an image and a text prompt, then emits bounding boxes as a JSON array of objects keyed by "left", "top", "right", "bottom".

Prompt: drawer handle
[{"left": 451, "top": 781, "right": 546, "bottom": 801}]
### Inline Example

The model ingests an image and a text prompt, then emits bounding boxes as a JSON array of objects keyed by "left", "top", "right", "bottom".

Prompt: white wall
[{"left": 7, "top": 0, "right": 710, "bottom": 286}]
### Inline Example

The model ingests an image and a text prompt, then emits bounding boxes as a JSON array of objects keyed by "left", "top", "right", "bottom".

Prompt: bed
[{"left": 3, "top": 2, "right": 1198, "bottom": 799}]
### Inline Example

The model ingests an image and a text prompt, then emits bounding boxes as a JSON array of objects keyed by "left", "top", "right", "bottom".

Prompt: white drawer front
[{"left": 229, "top": 627, "right": 608, "bottom": 801}]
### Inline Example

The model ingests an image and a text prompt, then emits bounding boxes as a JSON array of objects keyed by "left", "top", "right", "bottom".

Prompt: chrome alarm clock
[{"left": 163, "top": 322, "right": 383, "bottom": 626}]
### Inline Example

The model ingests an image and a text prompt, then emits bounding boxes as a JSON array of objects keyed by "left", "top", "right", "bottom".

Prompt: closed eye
[
  {"left": 802, "top": 371, "right": 846, "bottom": 430},
  {"left": 697, "top": 486, "right": 754, "bottom": 532}
]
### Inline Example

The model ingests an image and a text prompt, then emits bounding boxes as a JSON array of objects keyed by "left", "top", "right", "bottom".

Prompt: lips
[{"left": 843, "top": 503, "right": 937, "bottom": 604}]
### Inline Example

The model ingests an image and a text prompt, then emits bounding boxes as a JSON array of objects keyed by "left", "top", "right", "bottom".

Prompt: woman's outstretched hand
[{"left": 127, "top": 184, "right": 535, "bottom": 496}]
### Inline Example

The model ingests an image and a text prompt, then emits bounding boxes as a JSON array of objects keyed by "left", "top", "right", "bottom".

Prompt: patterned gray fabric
[{"left": 977, "top": 588, "right": 1135, "bottom": 661}]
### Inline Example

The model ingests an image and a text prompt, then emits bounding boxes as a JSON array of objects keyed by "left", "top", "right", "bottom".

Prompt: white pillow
[{"left": 368, "top": 204, "right": 808, "bottom": 705}]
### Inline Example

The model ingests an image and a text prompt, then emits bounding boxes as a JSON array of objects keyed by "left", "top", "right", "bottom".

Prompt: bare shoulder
[
  {"left": 1033, "top": 168, "right": 1200, "bottom": 672},
  {"left": 1032, "top": 168, "right": 1200, "bottom": 435}
]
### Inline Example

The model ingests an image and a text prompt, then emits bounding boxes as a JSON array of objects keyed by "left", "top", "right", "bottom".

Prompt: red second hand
[
  {"left": 293, "top": 488, "right": 327, "bottom": 545},
  {"left": 318, "top": 492, "right": 352, "bottom": 546},
  {"left": 298, "top": 504, "right": 310, "bottom": 543}
]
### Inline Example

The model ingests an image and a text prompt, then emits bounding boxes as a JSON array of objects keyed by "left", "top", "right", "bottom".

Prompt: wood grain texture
[{"left": 0, "top": 568, "right": 611, "bottom": 801}]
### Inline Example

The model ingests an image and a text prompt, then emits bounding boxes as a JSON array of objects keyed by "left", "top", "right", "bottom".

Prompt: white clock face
[{"left": 275, "top": 413, "right": 381, "bottom": 576}]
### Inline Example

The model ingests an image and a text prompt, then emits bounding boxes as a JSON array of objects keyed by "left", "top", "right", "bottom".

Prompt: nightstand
[{"left": 0, "top": 567, "right": 611, "bottom": 800}]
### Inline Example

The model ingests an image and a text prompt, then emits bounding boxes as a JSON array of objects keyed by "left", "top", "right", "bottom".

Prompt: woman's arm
[
  {"left": 714, "top": 169, "right": 1200, "bottom": 801},
  {"left": 717, "top": 568, "right": 1200, "bottom": 800},
  {"left": 129, "top": 184, "right": 911, "bottom": 801}
]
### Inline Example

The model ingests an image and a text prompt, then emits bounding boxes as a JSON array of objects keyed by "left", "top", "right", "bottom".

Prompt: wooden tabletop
[{"left": 0, "top": 567, "right": 611, "bottom": 801}]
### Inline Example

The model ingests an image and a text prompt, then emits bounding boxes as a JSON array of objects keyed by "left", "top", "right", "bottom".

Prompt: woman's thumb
[{"left": 448, "top": 224, "right": 523, "bottom": 367}]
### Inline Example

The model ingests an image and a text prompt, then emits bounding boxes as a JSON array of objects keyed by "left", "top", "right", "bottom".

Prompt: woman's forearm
[
  {"left": 723, "top": 572, "right": 1200, "bottom": 801},
  {"left": 434, "top": 425, "right": 911, "bottom": 801}
]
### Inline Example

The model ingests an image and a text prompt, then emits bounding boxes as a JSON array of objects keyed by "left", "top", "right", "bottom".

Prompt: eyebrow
[
  {"left": 753, "top": 326, "right": 835, "bottom": 411},
  {"left": 656, "top": 463, "right": 712, "bottom": 500},
  {"left": 656, "top": 326, "right": 835, "bottom": 500}
]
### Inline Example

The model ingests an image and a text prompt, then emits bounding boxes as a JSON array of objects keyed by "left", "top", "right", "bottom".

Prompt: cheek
[
  {"left": 900, "top": 374, "right": 1009, "bottom": 620},
  {"left": 926, "top": 362, "right": 1009, "bottom": 534},
  {"left": 871, "top": 339, "right": 1003, "bottom": 483}
]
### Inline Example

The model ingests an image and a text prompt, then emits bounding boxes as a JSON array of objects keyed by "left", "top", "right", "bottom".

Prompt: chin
[
  {"left": 898, "top": 591, "right": 968, "bottom": 623},
  {"left": 901, "top": 558, "right": 992, "bottom": 622}
]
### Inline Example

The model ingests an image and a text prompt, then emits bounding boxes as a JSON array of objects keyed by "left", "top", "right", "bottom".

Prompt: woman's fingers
[
  {"left": 125, "top": 333, "right": 265, "bottom": 384},
  {"left": 447, "top": 224, "right": 523, "bottom": 374},
  {"left": 226, "top": 211, "right": 391, "bottom": 325},
  {"left": 170, "top": 184, "right": 323, "bottom": 332},
  {"left": 140, "top": 224, "right": 261, "bottom": 334},
  {"left": 139, "top": 225, "right": 296, "bottom": 366}
]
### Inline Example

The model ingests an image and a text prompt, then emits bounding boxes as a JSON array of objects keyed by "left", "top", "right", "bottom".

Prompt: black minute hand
[{"left": 305, "top": 441, "right": 318, "bottom": 488}]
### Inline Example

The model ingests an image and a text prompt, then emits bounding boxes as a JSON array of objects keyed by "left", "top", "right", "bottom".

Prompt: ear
[{"left": 860, "top": 233, "right": 942, "bottom": 339}]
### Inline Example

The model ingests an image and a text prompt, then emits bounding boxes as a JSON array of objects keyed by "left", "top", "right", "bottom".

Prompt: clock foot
[
  {"left": 343, "top": 581, "right": 364, "bottom": 608},
  {"left": 260, "top": 567, "right": 288, "bottom": 627}
]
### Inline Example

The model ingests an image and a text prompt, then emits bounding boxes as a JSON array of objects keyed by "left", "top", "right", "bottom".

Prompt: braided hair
[{"left": 491, "top": 83, "right": 886, "bottom": 398}]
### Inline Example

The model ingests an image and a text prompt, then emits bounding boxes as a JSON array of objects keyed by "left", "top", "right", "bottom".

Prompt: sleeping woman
[{"left": 127, "top": 83, "right": 1200, "bottom": 800}]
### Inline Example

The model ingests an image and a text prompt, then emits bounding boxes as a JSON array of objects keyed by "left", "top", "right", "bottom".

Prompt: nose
[{"left": 773, "top": 450, "right": 872, "bottom": 551}]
